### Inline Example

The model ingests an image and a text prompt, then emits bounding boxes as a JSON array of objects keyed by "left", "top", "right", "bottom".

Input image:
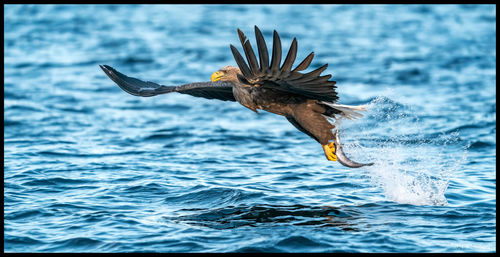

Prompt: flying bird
[{"left": 100, "top": 26, "right": 373, "bottom": 168}]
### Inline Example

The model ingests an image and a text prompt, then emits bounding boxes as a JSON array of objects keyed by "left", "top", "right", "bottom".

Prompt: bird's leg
[
  {"left": 322, "top": 125, "right": 338, "bottom": 161},
  {"left": 322, "top": 141, "right": 337, "bottom": 161}
]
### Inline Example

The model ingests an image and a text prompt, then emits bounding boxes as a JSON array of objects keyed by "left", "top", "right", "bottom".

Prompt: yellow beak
[{"left": 211, "top": 71, "right": 223, "bottom": 82}]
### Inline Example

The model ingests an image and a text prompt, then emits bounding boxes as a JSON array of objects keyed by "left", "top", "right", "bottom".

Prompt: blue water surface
[{"left": 4, "top": 4, "right": 496, "bottom": 253}]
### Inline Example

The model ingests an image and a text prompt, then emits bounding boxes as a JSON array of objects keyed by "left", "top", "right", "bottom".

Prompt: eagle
[{"left": 100, "top": 26, "right": 373, "bottom": 168}]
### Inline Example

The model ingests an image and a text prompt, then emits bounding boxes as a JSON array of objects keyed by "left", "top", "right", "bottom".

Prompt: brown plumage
[{"left": 100, "top": 26, "right": 373, "bottom": 168}]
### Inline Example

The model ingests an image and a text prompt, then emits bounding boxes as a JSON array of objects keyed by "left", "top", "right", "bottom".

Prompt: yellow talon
[{"left": 322, "top": 142, "right": 337, "bottom": 161}]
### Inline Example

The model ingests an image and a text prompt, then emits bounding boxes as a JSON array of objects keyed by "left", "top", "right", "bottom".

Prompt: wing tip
[
  {"left": 99, "top": 64, "right": 117, "bottom": 78},
  {"left": 99, "top": 64, "right": 115, "bottom": 81},
  {"left": 99, "top": 64, "right": 112, "bottom": 70}
]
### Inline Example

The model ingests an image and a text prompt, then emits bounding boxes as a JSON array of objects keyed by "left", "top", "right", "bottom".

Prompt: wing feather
[
  {"left": 231, "top": 27, "right": 338, "bottom": 102},
  {"left": 243, "top": 40, "right": 260, "bottom": 76},
  {"left": 230, "top": 44, "right": 254, "bottom": 80},
  {"left": 254, "top": 26, "right": 269, "bottom": 73},
  {"left": 237, "top": 28, "right": 247, "bottom": 45},
  {"left": 292, "top": 52, "right": 314, "bottom": 72},
  {"left": 269, "top": 30, "right": 282, "bottom": 76},
  {"left": 289, "top": 64, "right": 328, "bottom": 83},
  {"left": 100, "top": 65, "right": 236, "bottom": 101},
  {"left": 280, "top": 37, "right": 297, "bottom": 73}
]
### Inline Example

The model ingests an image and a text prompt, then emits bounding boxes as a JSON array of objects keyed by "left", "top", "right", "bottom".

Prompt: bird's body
[
  {"left": 233, "top": 83, "right": 335, "bottom": 145},
  {"left": 233, "top": 82, "right": 301, "bottom": 115},
  {"left": 100, "top": 26, "right": 373, "bottom": 168}
]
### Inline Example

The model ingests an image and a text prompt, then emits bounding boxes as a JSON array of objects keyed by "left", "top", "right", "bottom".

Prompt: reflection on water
[{"left": 171, "top": 204, "right": 362, "bottom": 231}]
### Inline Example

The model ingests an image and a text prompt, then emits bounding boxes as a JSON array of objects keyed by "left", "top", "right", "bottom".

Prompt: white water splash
[
  {"left": 340, "top": 95, "right": 468, "bottom": 206},
  {"left": 364, "top": 139, "right": 465, "bottom": 206}
]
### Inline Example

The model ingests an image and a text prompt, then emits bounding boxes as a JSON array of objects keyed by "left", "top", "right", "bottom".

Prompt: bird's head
[{"left": 211, "top": 66, "right": 241, "bottom": 83}]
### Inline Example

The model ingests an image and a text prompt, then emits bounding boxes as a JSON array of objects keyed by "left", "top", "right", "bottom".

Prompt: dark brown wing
[
  {"left": 100, "top": 65, "right": 236, "bottom": 101},
  {"left": 230, "top": 26, "right": 338, "bottom": 103}
]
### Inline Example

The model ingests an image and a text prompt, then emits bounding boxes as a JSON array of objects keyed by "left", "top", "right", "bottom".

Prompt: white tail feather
[{"left": 321, "top": 102, "right": 368, "bottom": 120}]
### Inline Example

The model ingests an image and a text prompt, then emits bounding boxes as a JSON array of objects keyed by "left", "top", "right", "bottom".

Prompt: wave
[
  {"left": 467, "top": 140, "right": 495, "bottom": 150},
  {"left": 164, "top": 186, "right": 265, "bottom": 208}
]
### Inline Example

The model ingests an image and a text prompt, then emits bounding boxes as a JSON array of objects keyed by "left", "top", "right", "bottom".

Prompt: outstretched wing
[
  {"left": 230, "top": 26, "right": 338, "bottom": 103},
  {"left": 100, "top": 65, "right": 236, "bottom": 101}
]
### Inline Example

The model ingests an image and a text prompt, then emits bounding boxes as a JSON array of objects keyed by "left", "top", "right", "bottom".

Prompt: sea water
[{"left": 4, "top": 4, "right": 496, "bottom": 252}]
